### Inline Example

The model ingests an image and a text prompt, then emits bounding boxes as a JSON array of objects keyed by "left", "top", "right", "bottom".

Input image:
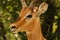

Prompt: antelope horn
[
  {"left": 21, "top": 0, "right": 27, "bottom": 8},
  {"left": 29, "top": 0, "right": 41, "bottom": 10}
]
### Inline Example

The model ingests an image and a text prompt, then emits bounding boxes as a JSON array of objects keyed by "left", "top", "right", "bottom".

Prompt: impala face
[
  {"left": 10, "top": 2, "right": 48, "bottom": 34},
  {"left": 10, "top": 7, "right": 38, "bottom": 33}
]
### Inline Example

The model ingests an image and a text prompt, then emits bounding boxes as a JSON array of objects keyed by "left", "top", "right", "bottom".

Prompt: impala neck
[{"left": 27, "top": 17, "right": 46, "bottom": 40}]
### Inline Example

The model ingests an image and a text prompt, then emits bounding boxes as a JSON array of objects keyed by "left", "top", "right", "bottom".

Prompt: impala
[{"left": 10, "top": 0, "right": 48, "bottom": 40}]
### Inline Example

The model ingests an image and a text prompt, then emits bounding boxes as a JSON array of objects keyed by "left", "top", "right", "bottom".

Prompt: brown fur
[{"left": 10, "top": 2, "right": 48, "bottom": 40}]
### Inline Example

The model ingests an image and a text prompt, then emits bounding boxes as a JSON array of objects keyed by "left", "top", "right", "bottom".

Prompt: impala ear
[{"left": 36, "top": 2, "right": 48, "bottom": 16}]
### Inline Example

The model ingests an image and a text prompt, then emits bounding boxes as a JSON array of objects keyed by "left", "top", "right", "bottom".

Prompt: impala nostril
[{"left": 11, "top": 26, "right": 16, "bottom": 29}]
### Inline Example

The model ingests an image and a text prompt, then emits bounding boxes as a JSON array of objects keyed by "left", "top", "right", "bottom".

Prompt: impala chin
[{"left": 10, "top": 29, "right": 16, "bottom": 33}]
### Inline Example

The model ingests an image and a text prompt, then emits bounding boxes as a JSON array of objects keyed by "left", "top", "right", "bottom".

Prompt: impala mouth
[{"left": 10, "top": 28, "right": 15, "bottom": 32}]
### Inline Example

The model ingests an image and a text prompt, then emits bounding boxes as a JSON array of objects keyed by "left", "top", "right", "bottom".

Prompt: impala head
[{"left": 10, "top": 0, "right": 48, "bottom": 33}]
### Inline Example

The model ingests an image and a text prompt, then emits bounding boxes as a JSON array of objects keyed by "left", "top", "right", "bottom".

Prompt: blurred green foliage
[{"left": 0, "top": 0, "right": 60, "bottom": 40}]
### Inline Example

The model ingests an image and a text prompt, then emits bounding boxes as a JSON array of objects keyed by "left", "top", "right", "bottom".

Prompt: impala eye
[{"left": 26, "top": 15, "right": 32, "bottom": 18}]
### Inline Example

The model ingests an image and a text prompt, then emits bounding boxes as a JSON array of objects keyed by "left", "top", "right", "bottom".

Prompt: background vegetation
[{"left": 0, "top": 0, "right": 60, "bottom": 40}]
